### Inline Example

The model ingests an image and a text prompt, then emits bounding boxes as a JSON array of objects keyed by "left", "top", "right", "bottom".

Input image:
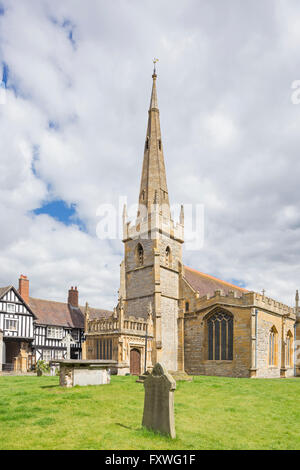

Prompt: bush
[{"left": 36, "top": 360, "right": 50, "bottom": 376}]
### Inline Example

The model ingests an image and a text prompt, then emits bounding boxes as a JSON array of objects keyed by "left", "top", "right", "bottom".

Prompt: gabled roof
[
  {"left": 28, "top": 297, "right": 84, "bottom": 328},
  {"left": 183, "top": 266, "right": 248, "bottom": 298},
  {"left": 0, "top": 286, "right": 13, "bottom": 300},
  {"left": 0, "top": 285, "right": 37, "bottom": 318}
]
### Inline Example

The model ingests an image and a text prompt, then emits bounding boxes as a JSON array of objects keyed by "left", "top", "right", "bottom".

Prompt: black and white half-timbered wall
[
  {"left": 0, "top": 284, "right": 36, "bottom": 371},
  {"left": 0, "top": 276, "right": 85, "bottom": 371}
]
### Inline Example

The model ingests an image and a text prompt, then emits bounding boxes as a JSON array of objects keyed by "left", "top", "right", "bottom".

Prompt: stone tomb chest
[{"left": 53, "top": 360, "right": 117, "bottom": 388}]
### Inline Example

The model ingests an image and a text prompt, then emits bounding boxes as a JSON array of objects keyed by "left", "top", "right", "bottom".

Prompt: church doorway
[{"left": 130, "top": 348, "right": 141, "bottom": 375}]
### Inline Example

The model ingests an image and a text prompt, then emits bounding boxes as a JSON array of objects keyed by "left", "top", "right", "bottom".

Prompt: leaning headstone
[{"left": 142, "top": 362, "right": 176, "bottom": 439}]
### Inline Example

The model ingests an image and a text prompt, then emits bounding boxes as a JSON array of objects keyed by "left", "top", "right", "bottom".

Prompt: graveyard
[{"left": 1, "top": 374, "right": 300, "bottom": 450}]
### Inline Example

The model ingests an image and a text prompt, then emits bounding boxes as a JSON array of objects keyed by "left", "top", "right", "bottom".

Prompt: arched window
[
  {"left": 136, "top": 243, "right": 144, "bottom": 266},
  {"left": 165, "top": 246, "right": 171, "bottom": 267},
  {"left": 286, "top": 330, "right": 293, "bottom": 367},
  {"left": 269, "top": 326, "right": 278, "bottom": 366},
  {"left": 207, "top": 310, "right": 233, "bottom": 361},
  {"left": 185, "top": 301, "right": 189, "bottom": 312}
]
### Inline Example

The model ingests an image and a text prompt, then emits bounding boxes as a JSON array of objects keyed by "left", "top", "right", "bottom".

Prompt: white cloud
[{"left": 0, "top": 0, "right": 299, "bottom": 308}]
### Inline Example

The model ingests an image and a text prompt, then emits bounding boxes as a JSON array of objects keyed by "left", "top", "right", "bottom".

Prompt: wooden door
[{"left": 130, "top": 348, "right": 141, "bottom": 375}]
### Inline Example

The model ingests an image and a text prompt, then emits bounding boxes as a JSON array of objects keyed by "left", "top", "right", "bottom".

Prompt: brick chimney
[
  {"left": 68, "top": 286, "right": 79, "bottom": 307},
  {"left": 19, "top": 275, "right": 29, "bottom": 304}
]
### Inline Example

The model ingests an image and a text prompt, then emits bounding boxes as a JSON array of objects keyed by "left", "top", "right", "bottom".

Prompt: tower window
[
  {"left": 165, "top": 246, "right": 171, "bottom": 267},
  {"left": 145, "top": 137, "right": 149, "bottom": 150},
  {"left": 185, "top": 302, "right": 189, "bottom": 312},
  {"left": 136, "top": 243, "right": 144, "bottom": 266},
  {"left": 208, "top": 310, "right": 233, "bottom": 361},
  {"left": 158, "top": 139, "right": 162, "bottom": 150}
]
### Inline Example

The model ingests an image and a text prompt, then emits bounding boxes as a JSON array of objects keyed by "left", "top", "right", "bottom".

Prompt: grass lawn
[{"left": 0, "top": 374, "right": 300, "bottom": 450}]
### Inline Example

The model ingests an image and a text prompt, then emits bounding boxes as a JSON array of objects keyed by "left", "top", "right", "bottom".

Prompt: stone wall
[{"left": 184, "top": 305, "right": 252, "bottom": 378}]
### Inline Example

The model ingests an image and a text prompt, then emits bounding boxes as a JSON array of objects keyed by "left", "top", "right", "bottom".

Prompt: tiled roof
[
  {"left": 29, "top": 297, "right": 84, "bottom": 328},
  {"left": 183, "top": 266, "right": 248, "bottom": 298},
  {"left": 0, "top": 286, "right": 12, "bottom": 300},
  {"left": 82, "top": 306, "right": 113, "bottom": 321}
]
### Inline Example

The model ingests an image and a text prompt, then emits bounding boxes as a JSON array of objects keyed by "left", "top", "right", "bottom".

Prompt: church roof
[
  {"left": 28, "top": 297, "right": 85, "bottom": 328},
  {"left": 84, "top": 306, "right": 113, "bottom": 321},
  {"left": 183, "top": 266, "right": 248, "bottom": 298}
]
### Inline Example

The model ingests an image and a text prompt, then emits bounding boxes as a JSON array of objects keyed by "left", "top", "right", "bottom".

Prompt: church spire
[{"left": 137, "top": 64, "right": 170, "bottom": 221}]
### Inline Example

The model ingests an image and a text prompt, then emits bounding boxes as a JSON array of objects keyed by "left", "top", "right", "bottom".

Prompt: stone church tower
[
  {"left": 121, "top": 70, "right": 184, "bottom": 371},
  {"left": 84, "top": 68, "right": 297, "bottom": 379}
]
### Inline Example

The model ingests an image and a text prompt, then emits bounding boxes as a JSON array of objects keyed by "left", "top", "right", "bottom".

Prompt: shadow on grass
[
  {"left": 40, "top": 385, "right": 59, "bottom": 389},
  {"left": 116, "top": 423, "right": 137, "bottom": 431}
]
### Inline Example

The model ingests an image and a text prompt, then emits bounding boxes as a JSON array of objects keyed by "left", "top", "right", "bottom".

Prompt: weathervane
[{"left": 153, "top": 58, "right": 159, "bottom": 74}]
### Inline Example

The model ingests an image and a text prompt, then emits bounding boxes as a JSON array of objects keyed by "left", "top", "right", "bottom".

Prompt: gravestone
[{"left": 142, "top": 362, "right": 176, "bottom": 438}]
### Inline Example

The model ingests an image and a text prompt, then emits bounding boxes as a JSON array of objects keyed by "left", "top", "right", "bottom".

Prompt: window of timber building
[
  {"left": 208, "top": 310, "right": 233, "bottom": 361},
  {"left": 268, "top": 326, "right": 278, "bottom": 366},
  {"left": 5, "top": 318, "right": 18, "bottom": 331},
  {"left": 96, "top": 338, "right": 113, "bottom": 360},
  {"left": 137, "top": 243, "right": 144, "bottom": 266},
  {"left": 286, "top": 331, "right": 293, "bottom": 367}
]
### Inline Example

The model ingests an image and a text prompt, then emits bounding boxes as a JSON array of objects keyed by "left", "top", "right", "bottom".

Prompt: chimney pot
[
  {"left": 18, "top": 275, "right": 29, "bottom": 304},
  {"left": 68, "top": 286, "right": 79, "bottom": 307}
]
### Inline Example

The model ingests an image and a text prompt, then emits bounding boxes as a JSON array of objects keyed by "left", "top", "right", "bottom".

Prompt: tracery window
[
  {"left": 286, "top": 330, "right": 293, "bottom": 367},
  {"left": 269, "top": 326, "right": 278, "bottom": 366},
  {"left": 208, "top": 310, "right": 233, "bottom": 360}
]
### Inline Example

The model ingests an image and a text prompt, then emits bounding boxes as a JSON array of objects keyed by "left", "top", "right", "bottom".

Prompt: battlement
[
  {"left": 87, "top": 313, "right": 153, "bottom": 336},
  {"left": 123, "top": 210, "right": 184, "bottom": 243},
  {"left": 196, "top": 289, "right": 295, "bottom": 317}
]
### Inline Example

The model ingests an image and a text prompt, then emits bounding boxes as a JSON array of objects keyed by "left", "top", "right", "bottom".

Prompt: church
[{"left": 74, "top": 70, "right": 299, "bottom": 378}]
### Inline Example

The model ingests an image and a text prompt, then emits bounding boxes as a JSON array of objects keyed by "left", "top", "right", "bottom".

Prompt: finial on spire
[{"left": 153, "top": 58, "right": 159, "bottom": 77}]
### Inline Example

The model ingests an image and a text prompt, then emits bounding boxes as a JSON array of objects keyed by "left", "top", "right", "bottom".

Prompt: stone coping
[{"left": 50, "top": 360, "right": 117, "bottom": 366}]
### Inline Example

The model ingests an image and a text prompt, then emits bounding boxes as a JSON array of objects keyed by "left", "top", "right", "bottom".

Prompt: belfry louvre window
[
  {"left": 165, "top": 246, "right": 171, "bottom": 267},
  {"left": 208, "top": 311, "right": 233, "bottom": 360},
  {"left": 137, "top": 244, "right": 144, "bottom": 266}
]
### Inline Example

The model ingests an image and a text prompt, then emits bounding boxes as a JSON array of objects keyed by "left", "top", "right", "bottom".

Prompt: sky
[{"left": 0, "top": 0, "right": 300, "bottom": 308}]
